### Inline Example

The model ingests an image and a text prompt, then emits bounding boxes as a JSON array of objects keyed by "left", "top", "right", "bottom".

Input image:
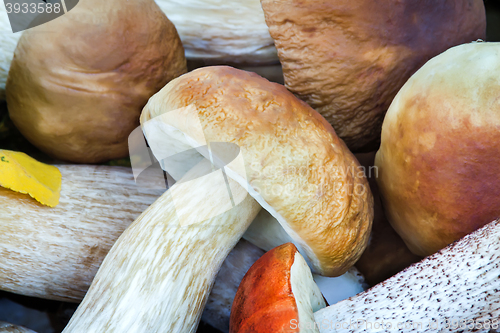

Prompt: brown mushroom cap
[
  {"left": 6, "top": 0, "right": 186, "bottom": 163},
  {"left": 375, "top": 42, "right": 500, "bottom": 256},
  {"left": 141, "top": 66, "right": 373, "bottom": 276},
  {"left": 260, "top": 0, "right": 486, "bottom": 151}
]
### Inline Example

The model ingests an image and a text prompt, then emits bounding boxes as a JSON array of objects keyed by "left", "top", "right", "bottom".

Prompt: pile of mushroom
[
  {"left": 1, "top": 0, "right": 500, "bottom": 332},
  {"left": 231, "top": 220, "right": 500, "bottom": 332},
  {"left": 57, "top": 66, "right": 372, "bottom": 332}
]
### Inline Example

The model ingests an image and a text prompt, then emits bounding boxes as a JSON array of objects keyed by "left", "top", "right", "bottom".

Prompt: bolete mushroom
[
  {"left": 375, "top": 42, "right": 500, "bottom": 256},
  {"left": 62, "top": 66, "right": 372, "bottom": 332},
  {"left": 0, "top": 162, "right": 364, "bottom": 332},
  {"left": 314, "top": 219, "right": 500, "bottom": 332},
  {"left": 6, "top": 0, "right": 186, "bottom": 163},
  {"left": 260, "top": 0, "right": 486, "bottom": 151},
  {"left": 230, "top": 243, "right": 326, "bottom": 333}
]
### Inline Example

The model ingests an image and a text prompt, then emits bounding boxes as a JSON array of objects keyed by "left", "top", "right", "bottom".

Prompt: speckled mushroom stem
[
  {"left": 63, "top": 160, "right": 261, "bottom": 333},
  {"left": 314, "top": 219, "right": 500, "bottom": 333}
]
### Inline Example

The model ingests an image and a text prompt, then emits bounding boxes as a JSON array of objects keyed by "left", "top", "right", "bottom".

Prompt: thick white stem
[
  {"left": 0, "top": 165, "right": 163, "bottom": 301},
  {"left": 63, "top": 160, "right": 261, "bottom": 333},
  {"left": 314, "top": 219, "right": 500, "bottom": 333}
]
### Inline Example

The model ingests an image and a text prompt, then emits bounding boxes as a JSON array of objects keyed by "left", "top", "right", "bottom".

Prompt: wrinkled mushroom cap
[
  {"left": 375, "top": 42, "right": 500, "bottom": 256},
  {"left": 6, "top": 0, "right": 186, "bottom": 163},
  {"left": 141, "top": 66, "right": 373, "bottom": 276},
  {"left": 261, "top": 0, "right": 486, "bottom": 151}
]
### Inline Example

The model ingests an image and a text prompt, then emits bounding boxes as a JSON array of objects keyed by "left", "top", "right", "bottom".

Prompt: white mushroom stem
[
  {"left": 314, "top": 219, "right": 500, "bottom": 333},
  {"left": 63, "top": 159, "right": 261, "bottom": 332},
  {"left": 0, "top": 165, "right": 163, "bottom": 301},
  {"left": 154, "top": 0, "right": 277, "bottom": 64},
  {"left": 0, "top": 322, "right": 37, "bottom": 333}
]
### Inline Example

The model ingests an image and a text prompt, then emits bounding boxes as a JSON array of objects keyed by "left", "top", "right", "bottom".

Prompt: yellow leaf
[{"left": 0, "top": 150, "right": 61, "bottom": 207}]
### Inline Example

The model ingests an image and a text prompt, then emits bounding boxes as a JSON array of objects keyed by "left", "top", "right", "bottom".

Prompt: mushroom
[
  {"left": 375, "top": 42, "right": 500, "bottom": 256},
  {"left": 0, "top": 164, "right": 163, "bottom": 301},
  {"left": 154, "top": 0, "right": 277, "bottom": 65},
  {"left": 230, "top": 243, "right": 326, "bottom": 333},
  {"left": 0, "top": 322, "right": 36, "bottom": 333},
  {"left": 313, "top": 218, "right": 500, "bottom": 332},
  {"left": 260, "top": 0, "right": 486, "bottom": 151},
  {"left": 0, "top": 162, "right": 364, "bottom": 332},
  {"left": 6, "top": 0, "right": 186, "bottom": 163},
  {"left": 62, "top": 66, "right": 372, "bottom": 332}
]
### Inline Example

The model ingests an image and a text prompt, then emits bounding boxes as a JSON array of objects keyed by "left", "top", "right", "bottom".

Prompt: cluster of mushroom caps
[{"left": 1, "top": 0, "right": 500, "bottom": 332}]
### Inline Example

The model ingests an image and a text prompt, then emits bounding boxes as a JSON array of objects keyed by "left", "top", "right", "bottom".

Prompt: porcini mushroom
[
  {"left": 313, "top": 219, "right": 500, "bottom": 332},
  {"left": 6, "top": 0, "right": 187, "bottom": 163},
  {"left": 260, "top": 0, "right": 486, "bottom": 151},
  {"left": 230, "top": 243, "right": 326, "bottom": 333},
  {"left": 62, "top": 66, "right": 372, "bottom": 332},
  {"left": 375, "top": 42, "right": 500, "bottom": 256}
]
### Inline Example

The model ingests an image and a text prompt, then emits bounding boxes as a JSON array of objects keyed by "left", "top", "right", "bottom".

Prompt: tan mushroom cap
[
  {"left": 260, "top": 0, "right": 486, "bottom": 151},
  {"left": 141, "top": 66, "right": 373, "bottom": 276},
  {"left": 6, "top": 0, "right": 186, "bottom": 163},
  {"left": 375, "top": 42, "right": 500, "bottom": 256}
]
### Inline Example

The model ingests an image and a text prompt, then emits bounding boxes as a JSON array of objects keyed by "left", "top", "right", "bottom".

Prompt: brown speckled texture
[
  {"left": 375, "top": 42, "right": 500, "bottom": 256},
  {"left": 6, "top": 0, "right": 186, "bottom": 163},
  {"left": 141, "top": 66, "right": 374, "bottom": 277},
  {"left": 314, "top": 219, "right": 500, "bottom": 333},
  {"left": 261, "top": 0, "right": 486, "bottom": 151}
]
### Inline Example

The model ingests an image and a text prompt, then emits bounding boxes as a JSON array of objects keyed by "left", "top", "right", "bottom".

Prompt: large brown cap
[
  {"left": 141, "top": 66, "right": 373, "bottom": 276},
  {"left": 260, "top": 0, "right": 486, "bottom": 151},
  {"left": 375, "top": 42, "right": 500, "bottom": 256},
  {"left": 6, "top": 0, "right": 186, "bottom": 163}
]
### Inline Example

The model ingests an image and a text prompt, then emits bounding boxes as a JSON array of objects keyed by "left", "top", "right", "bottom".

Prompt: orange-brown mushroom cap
[{"left": 230, "top": 243, "right": 325, "bottom": 333}]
